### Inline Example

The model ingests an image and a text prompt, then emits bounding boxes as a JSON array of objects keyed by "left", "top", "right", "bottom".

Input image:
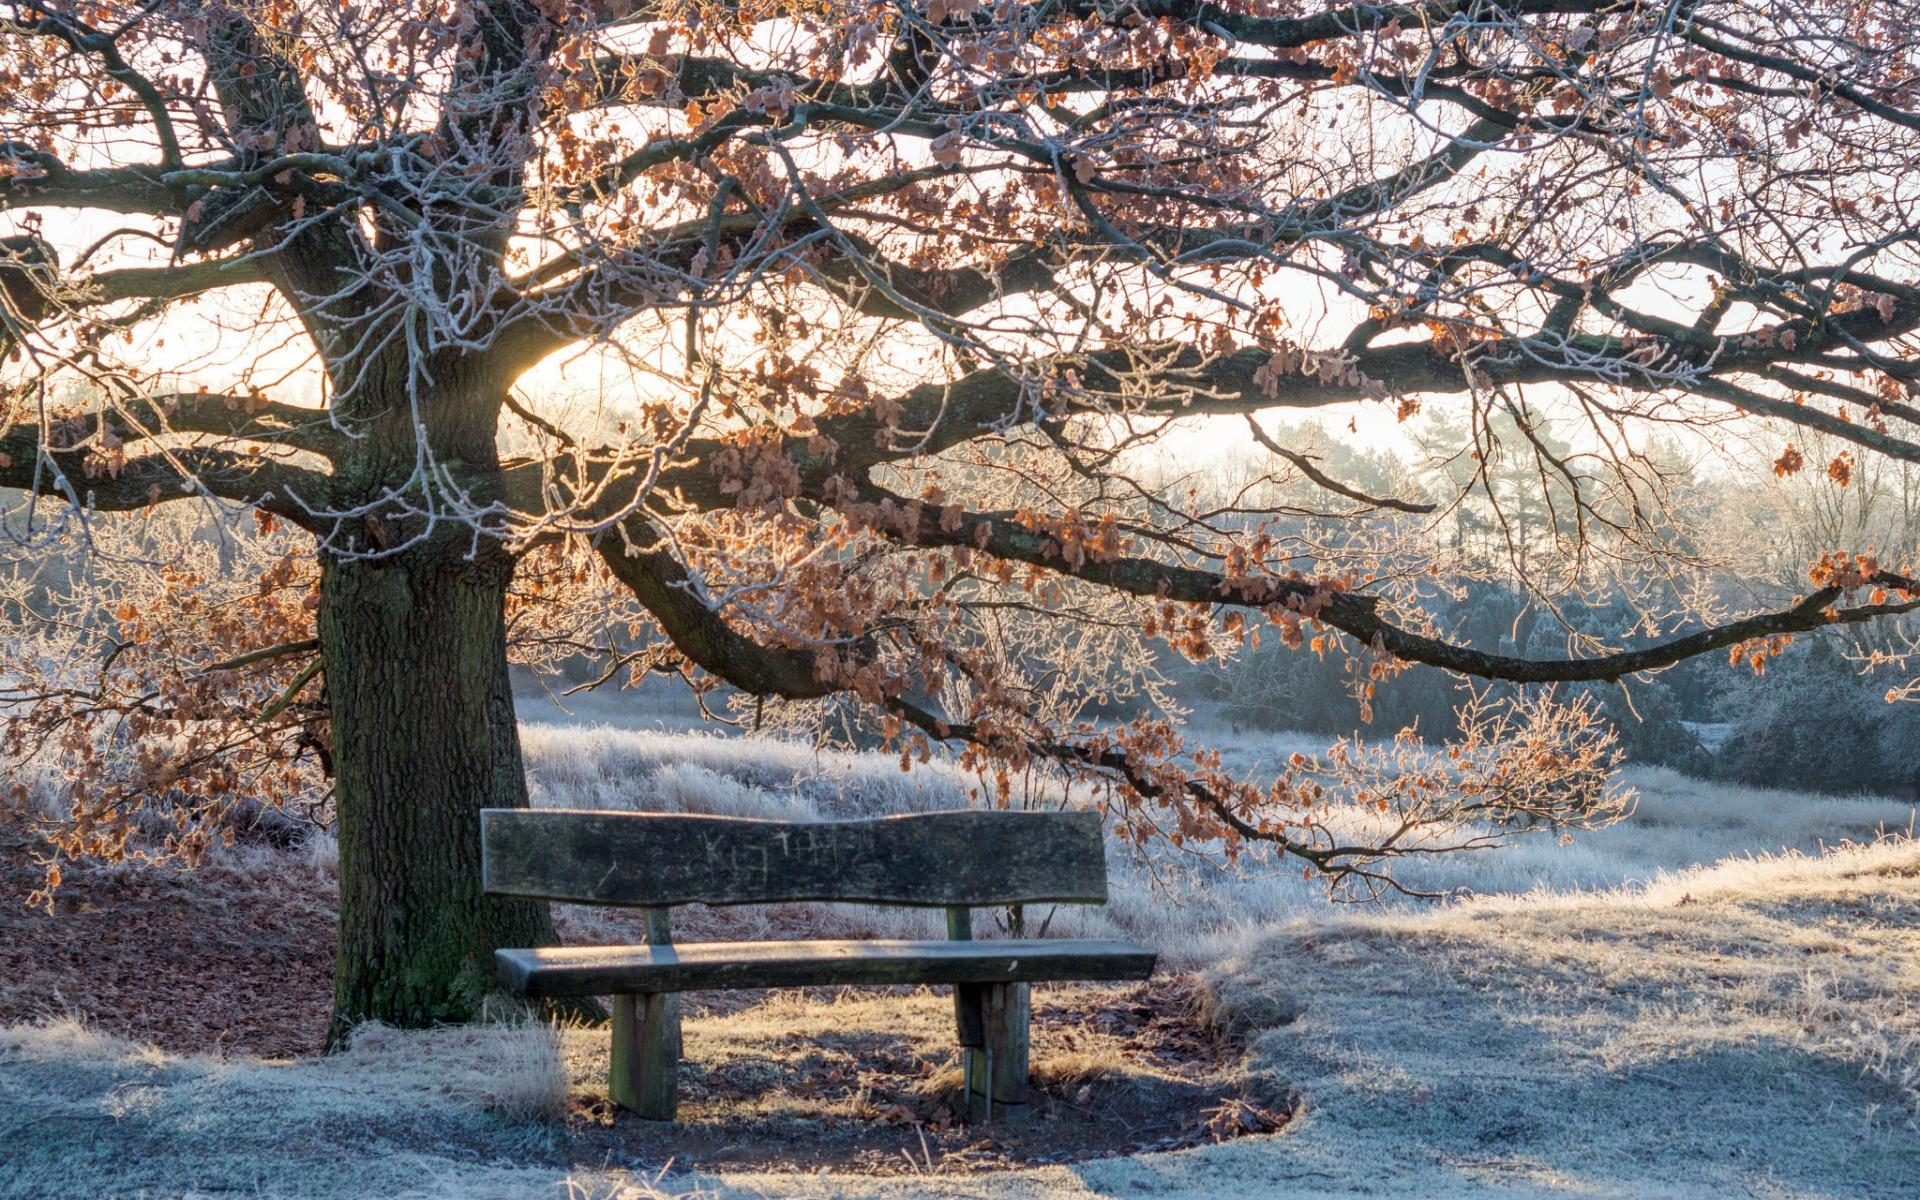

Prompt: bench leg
[
  {"left": 609, "top": 992, "right": 680, "bottom": 1120},
  {"left": 955, "top": 982, "right": 1029, "bottom": 1122}
]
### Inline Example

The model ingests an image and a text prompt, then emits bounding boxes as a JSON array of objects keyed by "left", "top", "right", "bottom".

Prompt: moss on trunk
[{"left": 319, "top": 540, "right": 564, "bottom": 1045}]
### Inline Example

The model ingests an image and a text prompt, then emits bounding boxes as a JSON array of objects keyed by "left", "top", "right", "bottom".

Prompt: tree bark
[{"left": 318, "top": 537, "right": 560, "bottom": 1045}]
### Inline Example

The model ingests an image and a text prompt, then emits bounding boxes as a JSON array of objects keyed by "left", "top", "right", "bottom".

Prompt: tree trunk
[{"left": 319, "top": 538, "right": 560, "bottom": 1045}]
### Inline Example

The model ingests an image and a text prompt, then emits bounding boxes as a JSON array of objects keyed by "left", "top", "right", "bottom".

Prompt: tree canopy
[{"left": 3, "top": 0, "right": 1920, "bottom": 1031}]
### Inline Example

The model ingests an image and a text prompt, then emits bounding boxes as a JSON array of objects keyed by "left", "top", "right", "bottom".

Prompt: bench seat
[{"left": 497, "top": 937, "right": 1156, "bottom": 998}]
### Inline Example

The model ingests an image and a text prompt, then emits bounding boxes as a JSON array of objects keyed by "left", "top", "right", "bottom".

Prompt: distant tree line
[{"left": 1180, "top": 418, "right": 1920, "bottom": 799}]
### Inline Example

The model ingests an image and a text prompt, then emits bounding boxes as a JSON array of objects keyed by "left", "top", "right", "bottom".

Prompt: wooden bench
[{"left": 480, "top": 807, "right": 1156, "bottom": 1122}]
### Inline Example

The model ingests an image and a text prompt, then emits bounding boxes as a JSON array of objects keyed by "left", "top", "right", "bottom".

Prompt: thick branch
[
  {"left": 0, "top": 422, "right": 330, "bottom": 531},
  {"left": 854, "top": 487, "right": 1920, "bottom": 684},
  {"left": 1118, "top": 0, "right": 1612, "bottom": 49},
  {"left": 83, "top": 255, "right": 263, "bottom": 304},
  {"left": 0, "top": 146, "right": 172, "bottom": 214},
  {"left": 105, "top": 392, "right": 348, "bottom": 460},
  {"left": 590, "top": 516, "right": 840, "bottom": 697}
]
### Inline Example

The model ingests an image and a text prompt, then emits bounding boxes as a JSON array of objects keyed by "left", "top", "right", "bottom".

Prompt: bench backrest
[{"left": 480, "top": 808, "right": 1108, "bottom": 908}]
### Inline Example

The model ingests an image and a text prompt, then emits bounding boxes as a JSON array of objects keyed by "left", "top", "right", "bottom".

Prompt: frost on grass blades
[
  {"left": 508, "top": 713, "right": 1919, "bottom": 967},
  {"left": 0, "top": 727, "right": 1914, "bottom": 1198},
  {"left": 4, "top": 0, "right": 1920, "bottom": 1036}
]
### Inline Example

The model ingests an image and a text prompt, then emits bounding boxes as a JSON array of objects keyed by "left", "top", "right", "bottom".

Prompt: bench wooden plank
[
  {"left": 609, "top": 992, "right": 679, "bottom": 1120},
  {"left": 496, "top": 937, "right": 1156, "bottom": 997},
  {"left": 957, "top": 981, "right": 1031, "bottom": 1121},
  {"left": 480, "top": 809, "right": 1109, "bottom": 908},
  {"left": 607, "top": 905, "right": 680, "bottom": 1120}
]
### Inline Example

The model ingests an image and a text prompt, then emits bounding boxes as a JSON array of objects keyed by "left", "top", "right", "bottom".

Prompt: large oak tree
[{"left": 3, "top": 0, "right": 1919, "bottom": 1038}]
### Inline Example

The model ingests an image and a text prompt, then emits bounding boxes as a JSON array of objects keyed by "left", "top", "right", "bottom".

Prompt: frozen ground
[
  {"left": 3, "top": 703, "right": 1917, "bottom": 1199},
  {"left": 3, "top": 841, "right": 1913, "bottom": 1200}
]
